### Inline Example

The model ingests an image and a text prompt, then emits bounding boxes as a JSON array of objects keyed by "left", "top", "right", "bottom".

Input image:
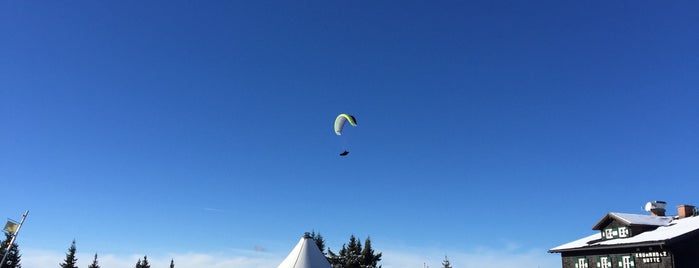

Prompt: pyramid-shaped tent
[{"left": 278, "top": 233, "right": 332, "bottom": 268}]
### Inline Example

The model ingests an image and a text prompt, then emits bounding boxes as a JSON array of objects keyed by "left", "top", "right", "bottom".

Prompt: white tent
[{"left": 278, "top": 233, "right": 332, "bottom": 268}]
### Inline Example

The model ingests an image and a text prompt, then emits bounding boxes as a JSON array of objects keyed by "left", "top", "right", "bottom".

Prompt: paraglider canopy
[
  {"left": 334, "top": 114, "right": 357, "bottom": 135},
  {"left": 339, "top": 151, "right": 349, "bottom": 156}
]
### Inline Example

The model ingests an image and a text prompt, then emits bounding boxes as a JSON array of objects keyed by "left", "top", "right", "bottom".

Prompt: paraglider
[
  {"left": 334, "top": 114, "right": 357, "bottom": 156},
  {"left": 334, "top": 113, "right": 357, "bottom": 135}
]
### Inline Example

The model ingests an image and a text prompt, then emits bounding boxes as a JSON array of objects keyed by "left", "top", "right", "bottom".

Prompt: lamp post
[{"left": 1, "top": 211, "right": 28, "bottom": 267}]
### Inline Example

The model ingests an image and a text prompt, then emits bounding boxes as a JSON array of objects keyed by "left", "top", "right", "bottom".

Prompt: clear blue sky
[{"left": 2, "top": 1, "right": 698, "bottom": 268}]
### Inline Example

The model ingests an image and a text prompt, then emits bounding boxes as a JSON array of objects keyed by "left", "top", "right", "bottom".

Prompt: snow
[
  {"left": 605, "top": 213, "right": 674, "bottom": 227},
  {"left": 550, "top": 214, "right": 699, "bottom": 252}
]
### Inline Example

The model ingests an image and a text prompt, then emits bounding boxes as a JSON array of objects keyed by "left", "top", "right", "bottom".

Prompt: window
[
  {"left": 618, "top": 255, "right": 635, "bottom": 268},
  {"left": 604, "top": 228, "right": 614, "bottom": 239},
  {"left": 575, "top": 257, "right": 589, "bottom": 268},
  {"left": 597, "top": 256, "right": 612, "bottom": 268},
  {"left": 617, "top": 227, "right": 629, "bottom": 238},
  {"left": 602, "top": 227, "right": 630, "bottom": 239}
]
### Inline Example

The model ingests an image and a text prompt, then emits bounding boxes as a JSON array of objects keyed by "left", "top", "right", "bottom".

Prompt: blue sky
[{"left": 1, "top": 1, "right": 698, "bottom": 268}]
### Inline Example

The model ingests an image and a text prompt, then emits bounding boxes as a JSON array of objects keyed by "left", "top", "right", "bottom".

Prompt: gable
[
  {"left": 550, "top": 214, "right": 699, "bottom": 253},
  {"left": 591, "top": 213, "right": 674, "bottom": 241}
]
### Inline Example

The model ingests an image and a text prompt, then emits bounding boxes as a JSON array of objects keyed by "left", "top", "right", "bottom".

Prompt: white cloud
[
  {"left": 21, "top": 248, "right": 281, "bottom": 268},
  {"left": 20, "top": 245, "right": 560, "bottom": 268},
  {"left": 381, "top": 246, "right": 561, "bottom": 268}
]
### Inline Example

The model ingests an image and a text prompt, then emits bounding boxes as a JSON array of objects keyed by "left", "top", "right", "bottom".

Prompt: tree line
[
  {"left": 58, "top": 240, "right": 174, "bottom": 268},
  {"left": 308, "top": 231, "right": 382, "bottom": 268},
  {"left": 309, "top": 231, "right": 452, "bottom": 268},
  {"left": 2, "top": 230, "right": 446, "bottom": 268},
  {"left": 0, "top": 234, "right": 174, "bottom": 268}
]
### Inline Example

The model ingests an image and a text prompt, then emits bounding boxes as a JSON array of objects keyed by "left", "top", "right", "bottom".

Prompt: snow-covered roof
[
  {"left": 591, "top": 212, "right": 674, "bottom": 230},
  {"left": 550, "top": 214, "right": 699, "bottom": 253},
  {"left": 278, "top": 235, "right": 332, "bottom": 268}
]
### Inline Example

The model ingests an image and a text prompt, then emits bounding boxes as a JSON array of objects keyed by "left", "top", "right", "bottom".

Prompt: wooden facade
[
  {"left": 560, "top": 246, "right": 674, "bottom": 268},
  {"left": 550, "top": 205, "right": 699, "bottom": 268}
]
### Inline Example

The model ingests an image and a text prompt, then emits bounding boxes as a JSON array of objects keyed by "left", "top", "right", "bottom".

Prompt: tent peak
[{"left": 277, "top": 233, "right": 331, "bottom": 268}]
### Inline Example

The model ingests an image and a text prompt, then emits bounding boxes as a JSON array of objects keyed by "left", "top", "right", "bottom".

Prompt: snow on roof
[
  {"left": 550, "top": 214, "right": 699, "bottom": 253},
  {"left": 591, "top": 212, "right": 674, "bottom": 230}
]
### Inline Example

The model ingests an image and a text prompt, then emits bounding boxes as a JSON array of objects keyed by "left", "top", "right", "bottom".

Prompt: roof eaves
[{"left": 548, "top": 240, "right": 667, "bottom": 253}]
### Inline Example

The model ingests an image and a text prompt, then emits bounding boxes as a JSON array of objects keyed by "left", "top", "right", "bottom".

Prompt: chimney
[
  {"left": 677, "top": 205, "right": 696, "bottom": 218},
  {"left": 644, "top": 201, "right": 667, "bottom": 216}
]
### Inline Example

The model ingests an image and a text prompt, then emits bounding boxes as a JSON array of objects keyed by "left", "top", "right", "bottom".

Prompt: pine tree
[
  {"left": 360, "top": 237, "right": 381, "bottom": 268},
  {"left": 87, "top": 254, "right": 99, "bottom": 268},
  {"left": 309, "top": 231, "right": 326, "bottom": 254},
  {"left": 169, "top": 259, "right": 174, "bottom": 268},
  {"left": 135, "top": 256, "right": 150, "bottom": 268},
  {"left": 441, "top": 256, "right": 452, "bottom": 268},
  {"left": 327, "top": 247, "right": 341, "bottom": 268},
  {"left": 141, "top": 256, "right": 150, "bottom": 268},
  {"left": 344, "top": 235, "right": 362, "bottom": 268},
  {"left": 59, "top": 240, "right": 78, "bottom": 268},
  {"left": 324, "top": 234, "right": 382, "bottom": 268},
  {"left": 0, "top": 232, "right": 21, "bottom": 268}
]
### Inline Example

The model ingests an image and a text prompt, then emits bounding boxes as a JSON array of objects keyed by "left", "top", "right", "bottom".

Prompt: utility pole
[{"left": 1, "top": 211, "right": 29, "bottom": 267}]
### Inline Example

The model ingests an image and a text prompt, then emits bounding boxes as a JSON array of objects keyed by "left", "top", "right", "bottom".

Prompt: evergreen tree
[
  {"left": 360, "top": 237, "right": 381, "bottom": 268},
  {"left": 169, "top": 259, "right": 174, "bottom": 268},
  {"left": 87, "top": 254, "right": 99, "bottom": 268},
  {"left": 441, "top": 256, "right": 452, "bottom": 268},
  {"left": 344, "top": 235, "right": 362, "bottom": 268},
  {"left": 327, "top": 247, "right": 341, "bottom": 268},
  {"left": 326, "top": 235, "right": 382, "bottom": 268},
  {"left": 59, "top": 240, "right": 78, "bottom": 268},
  {"left": 135, "top": 256, "right": 150, "bottom": 268},
  {"left": 0, "top": 232, "right": 21, "bottom": 268},
  {"left": 141, "top": 256, "right": 150, "bottom": 268},
  {"left": 308, "top": 231, "right": 326, "bottom": 254}
]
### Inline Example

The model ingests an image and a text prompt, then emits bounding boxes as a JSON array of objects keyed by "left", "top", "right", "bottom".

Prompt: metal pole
[{"left": 1, "top": 210, "right": 28, "bottom": 267}]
